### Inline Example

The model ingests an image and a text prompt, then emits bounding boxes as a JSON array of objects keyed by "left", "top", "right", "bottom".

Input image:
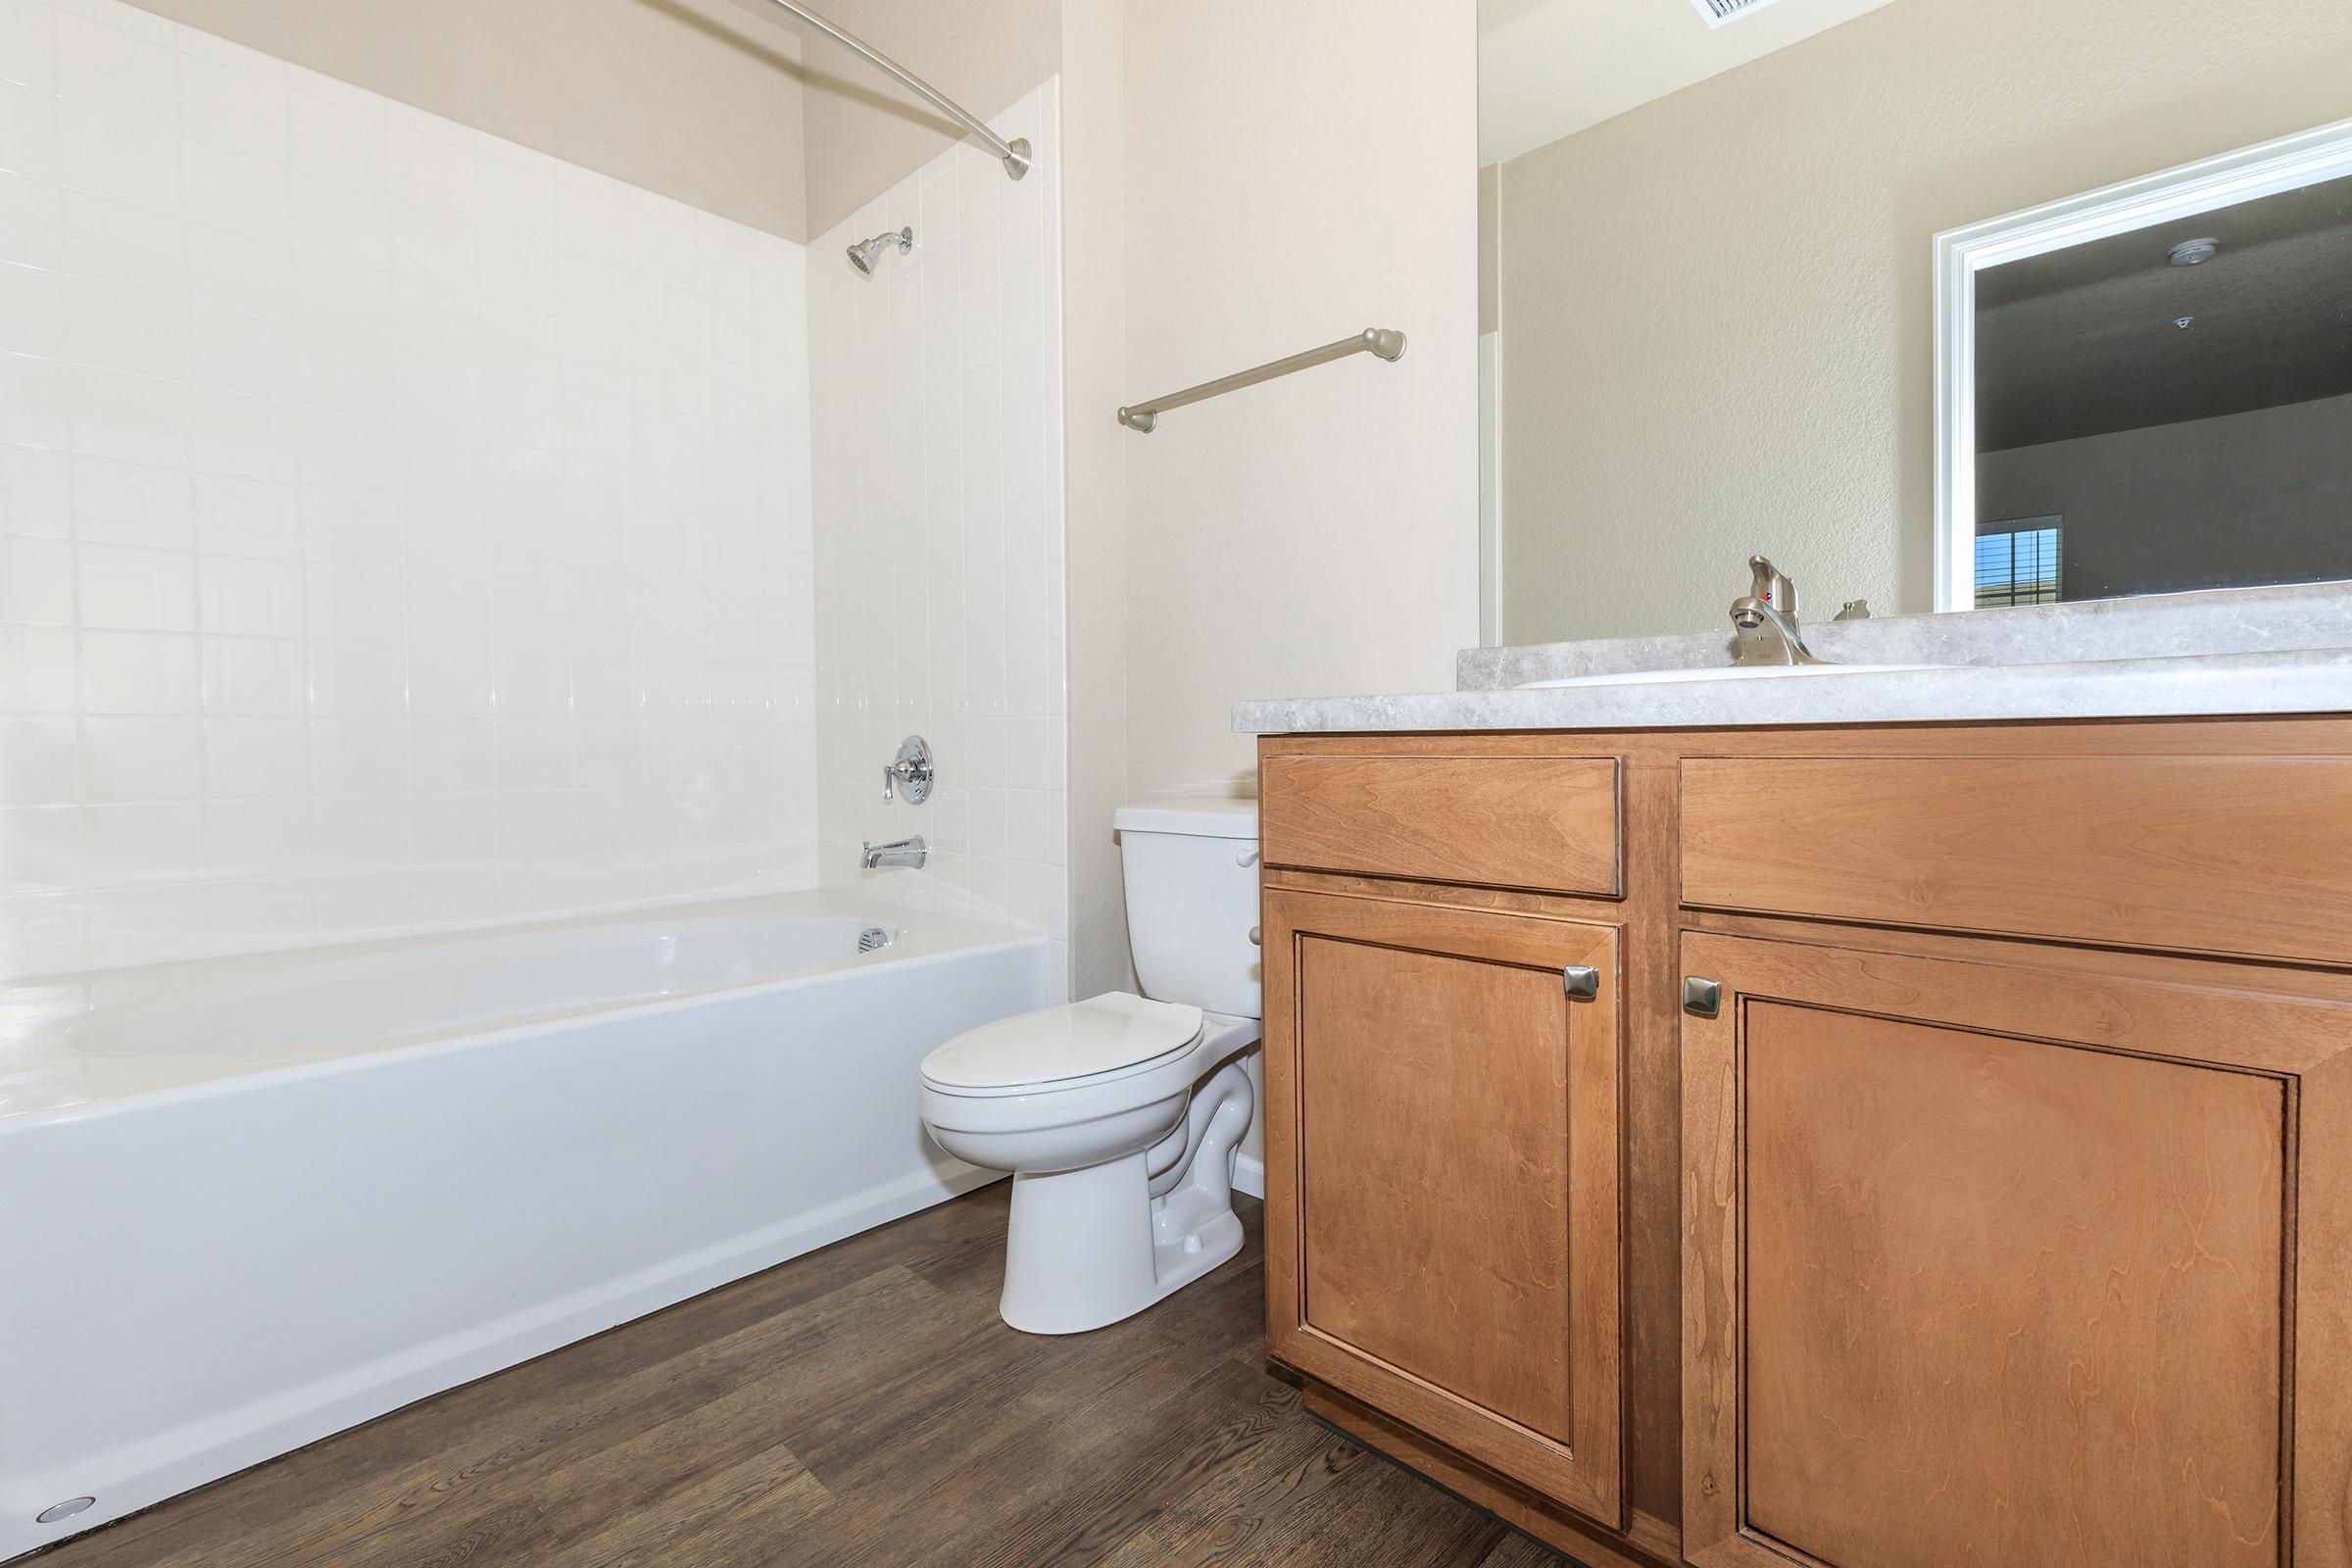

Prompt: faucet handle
[
  {"left": 879, "top": 735, "right": 934, "bottom": 804},
  {"left": 1747, "top": 554, "right": 1796, "bottom": 618}
]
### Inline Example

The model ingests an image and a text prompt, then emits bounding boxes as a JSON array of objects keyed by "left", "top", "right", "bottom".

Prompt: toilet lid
[{"left": 920, "top": 993, "right": 1204, "bottom": 1091}]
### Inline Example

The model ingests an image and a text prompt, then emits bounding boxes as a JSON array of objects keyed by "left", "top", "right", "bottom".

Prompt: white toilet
[{"left": 918, "top": 801, "right": 1262, "bottom": 1335}]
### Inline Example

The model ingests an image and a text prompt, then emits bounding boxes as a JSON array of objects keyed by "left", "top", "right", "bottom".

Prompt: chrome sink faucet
[{"left": 1730, "top": 554, "right": 1827, "bottom": 666}]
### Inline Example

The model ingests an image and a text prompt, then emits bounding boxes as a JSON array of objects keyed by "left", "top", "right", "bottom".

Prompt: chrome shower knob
[{"left": 880, "top": 735, "right": 935, "bottom": 804}]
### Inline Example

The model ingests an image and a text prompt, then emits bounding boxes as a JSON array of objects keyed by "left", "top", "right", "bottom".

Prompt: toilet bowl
[
  {"left": 917, "top": 800, "right": 1263, "bottom": 1334},
  {"left": 920, "top": 995, "right": 1258, "bottom": 1333}
]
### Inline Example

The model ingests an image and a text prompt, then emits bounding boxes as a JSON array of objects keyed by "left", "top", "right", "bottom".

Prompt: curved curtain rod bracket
[{"left": 760, "top": 0, "right": 1031, "bottom": 179}]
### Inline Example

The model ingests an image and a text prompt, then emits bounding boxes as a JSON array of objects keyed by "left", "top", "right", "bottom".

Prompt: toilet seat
[{"left": 920, "top": 993, "right": 1204, "bottom": 1098}]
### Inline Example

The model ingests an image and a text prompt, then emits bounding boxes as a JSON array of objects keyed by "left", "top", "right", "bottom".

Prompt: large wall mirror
[{"left": 1478, "top": 0, "right": 2352, "bottom": 648}]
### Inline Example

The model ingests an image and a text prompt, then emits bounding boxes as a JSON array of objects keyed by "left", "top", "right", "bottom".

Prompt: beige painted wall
[
  {"left": 1058, "top": 0, "right": 1133, "bottom": 1000},
  {"left": 1118, "top": 0, "right": 1480, "bottom": 803},
  {"left": 126, "top": 0, "right": 811, "bottom": 238},
  {"left": 1056, "top": 0, "right": 1479, "bottom": 999},
  {"left": 1495, "top": 0, "right": 2352, "bottom": 646},
  {"left": 1070, "top": 0, "right": 1475, "bottom": 1165},
  {"left": 797, "top": 0, "right": 1059, "bottom": 237}
]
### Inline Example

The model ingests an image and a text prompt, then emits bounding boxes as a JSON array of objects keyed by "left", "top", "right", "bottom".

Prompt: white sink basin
[{"left": 1516, "top": 662, "right": 1947, "bottom": 690}]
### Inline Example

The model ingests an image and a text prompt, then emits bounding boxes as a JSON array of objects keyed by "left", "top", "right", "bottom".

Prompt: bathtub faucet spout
[{"left": 861, "top": 836, "right": 928, "bottom": 870}]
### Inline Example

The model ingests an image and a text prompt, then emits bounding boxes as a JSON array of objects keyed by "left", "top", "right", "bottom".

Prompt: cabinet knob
[
  {"left": 1683, "top": 976, "right": 1723, "bottom": 1017},
  {"left": 1249, "top": 926, "right": 1262, "bottom": 947},
  {"left": 1561, "top": 964, "right": 1599, "bottom": 1001}
]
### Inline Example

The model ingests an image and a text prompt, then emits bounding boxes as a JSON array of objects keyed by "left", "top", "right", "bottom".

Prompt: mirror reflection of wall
[
  {"left": 1479, "top": 0, "right": 2352, "bottom": 648},
  {"left": 1972, "top": 176, "right": 2352, "bottom": 606}
]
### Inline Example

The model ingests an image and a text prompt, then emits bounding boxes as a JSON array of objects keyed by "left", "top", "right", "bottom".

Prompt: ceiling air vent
[{"left": 1690, "top": 0, "right": 1786, "bottom": 25}]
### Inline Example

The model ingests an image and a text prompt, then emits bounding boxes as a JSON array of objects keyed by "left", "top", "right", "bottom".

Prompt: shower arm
[{"left": 757, "top": 0, "right": 1031, "bottom": 180}]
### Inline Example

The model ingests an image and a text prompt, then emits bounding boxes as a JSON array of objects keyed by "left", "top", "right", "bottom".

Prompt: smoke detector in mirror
[
  {"left": 1690, "top": 0, "right": 1786, "bottom": 25},
  {"left": 2169, "top": 237, "right": 2220, "bottom": 267}
]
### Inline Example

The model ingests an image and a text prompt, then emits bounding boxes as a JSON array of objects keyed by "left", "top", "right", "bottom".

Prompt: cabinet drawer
[
  {"left": 1681, "top": 753, "right": 2352, "bottom": 963},
  {"left": 1260, "top": 754, "right": 1620, "bottom": 897}
]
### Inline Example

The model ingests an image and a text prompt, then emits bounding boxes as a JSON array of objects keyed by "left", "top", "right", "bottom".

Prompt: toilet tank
[{"left": 1111, "top": 800, "right": 1261, "bottom": 1021}]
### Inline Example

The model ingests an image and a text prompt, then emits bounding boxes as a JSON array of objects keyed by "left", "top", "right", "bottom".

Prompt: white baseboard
[{"left": 1234, "top": 1152, "right": 1265, "bottom": 1200}]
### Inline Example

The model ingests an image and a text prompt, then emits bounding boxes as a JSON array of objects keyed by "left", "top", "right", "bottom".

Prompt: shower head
[{"left": 847, "top": 225, "right": 913, "bottom": 276}]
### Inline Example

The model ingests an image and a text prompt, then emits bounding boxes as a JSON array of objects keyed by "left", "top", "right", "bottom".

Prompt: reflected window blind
[{"left": 1976, "top": 517, "right": 2062, "bottom": 608}]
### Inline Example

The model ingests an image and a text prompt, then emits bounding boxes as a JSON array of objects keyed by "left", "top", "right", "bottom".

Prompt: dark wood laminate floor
[{"left": 39, "top": 1187, "right": 1565, "bottom": 1568}]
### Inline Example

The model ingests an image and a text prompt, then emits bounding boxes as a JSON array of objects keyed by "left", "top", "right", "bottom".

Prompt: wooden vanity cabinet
[
  {"left": 1258, "top": 719, "right": 2352, "bottom": 1568},
  {"left": 1681, "top": 931, "right": 2351, "bottom": 1568},
  {"left": 1260, "top": 887, "right": 1625, "bottom": 1523}
]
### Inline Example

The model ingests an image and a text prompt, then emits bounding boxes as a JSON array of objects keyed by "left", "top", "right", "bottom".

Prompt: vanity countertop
[
  {"left": 1233, "top": 647, "right": 2352, "bottom": 734},
  {"left": 1234, "top": 584, "right": 2352, "bottom": 735}
]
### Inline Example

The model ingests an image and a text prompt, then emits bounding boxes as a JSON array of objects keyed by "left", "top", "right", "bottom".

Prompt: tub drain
[
  {"left": 858, "top": 926, "right": 893, "bottom": 953},
  {"left": 37, "top": 1497, "right": 94, "bottom": 1525}
]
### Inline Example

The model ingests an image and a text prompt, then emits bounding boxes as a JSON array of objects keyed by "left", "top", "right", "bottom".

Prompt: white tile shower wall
[
  {"left": 0, "top": 0, "right": 818, "bottom": 979},
  {"left": 810, "top": 80, "right": 1068, "bottom": 998}
]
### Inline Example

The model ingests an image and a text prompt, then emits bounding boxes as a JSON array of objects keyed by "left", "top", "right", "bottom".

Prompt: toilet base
[
  {"left": 999, "top": 1056, "right": 1253, "bottom": 1335},
  {"left": 1145, "top": 1187, "right": 1246, "bottom": 1303}
]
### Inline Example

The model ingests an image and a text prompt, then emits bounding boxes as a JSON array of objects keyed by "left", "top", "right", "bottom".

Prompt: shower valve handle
[{"left": 880, "top": 736, "right": 935, "bottom": 804}]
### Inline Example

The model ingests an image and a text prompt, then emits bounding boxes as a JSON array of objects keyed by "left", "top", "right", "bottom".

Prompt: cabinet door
[
  {"left": 1682, "top": 932, "right": 2352, "bottom": 1568},
  {"left": 1262, "top": 888, "right": 1624, "bottom": 1525}
]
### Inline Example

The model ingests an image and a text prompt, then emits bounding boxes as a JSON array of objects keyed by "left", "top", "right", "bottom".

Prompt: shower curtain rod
[{"left": 758, "top": 0, "right": 1031, "bottom": 180}]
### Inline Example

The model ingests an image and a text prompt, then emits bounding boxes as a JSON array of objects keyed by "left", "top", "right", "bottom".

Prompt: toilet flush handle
[{"left": 1237, "top": 846, "right": 1260, "bottom": 868}]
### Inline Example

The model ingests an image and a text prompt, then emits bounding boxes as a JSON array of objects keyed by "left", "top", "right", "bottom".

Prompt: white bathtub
[{"left": 0, "top": 891, "right": 1045, "bottom": 1559}]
